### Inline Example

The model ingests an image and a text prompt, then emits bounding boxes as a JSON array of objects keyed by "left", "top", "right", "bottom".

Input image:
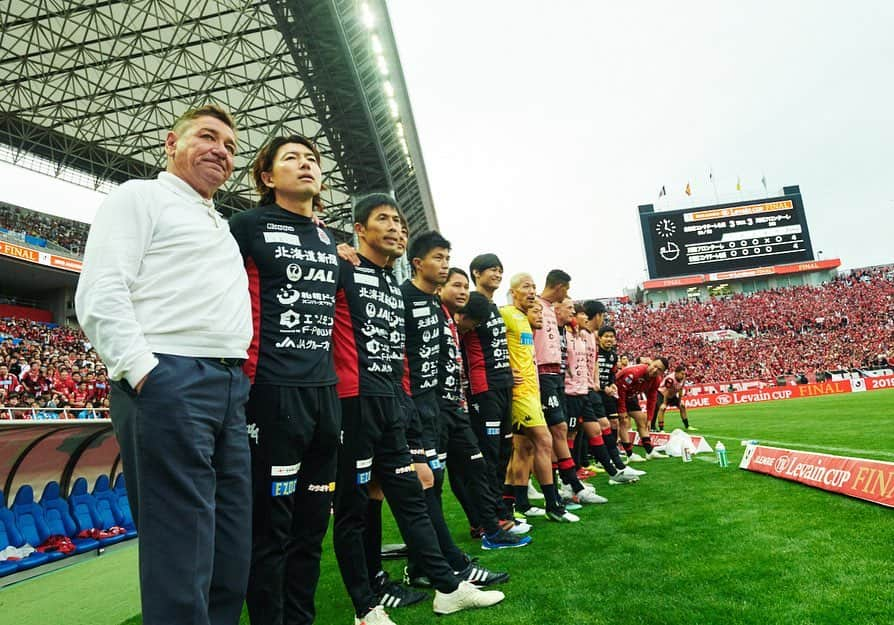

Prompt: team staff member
[
  {"left": 652, "top": 365, "right": 691, "bottom": 431},
  {"left": 76, "top": 105, "right": 252, "bottom": 625},
  {"left": 332, "top": 194, "right": 504, "bottom": 625},
  {"left": 229, "top": 135, "right": 340, "bottom": 625},
  {"left": 501, "top": 273, "right": 578, "bottom": 523},
  {"left": 462, "top": 254, "right": 515, "bottom": 520},
  {"left": 616, "top": 358, "right": 671, "bottom": 460}
]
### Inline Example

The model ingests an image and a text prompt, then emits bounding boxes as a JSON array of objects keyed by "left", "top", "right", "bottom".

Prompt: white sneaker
[
  {"left": 547, "top": 508, "right": 580, "bottom": 523},
  {"left": 574, "top": 488, "right": 608, "bottom": 504},
  {"left": 508, "top": 521, "right": 531, "bottom": 534},
  {"left": 527, "top": 479, "right": 545, "bottom": 500},
  {"left": 558, "top": 483, "right": 575, "bottom": 500},
  {"left": 355, "top": 605, "right": 397, "bottom": 625},
  {"left": 623, "top": 466, "right": 647, "bottom": 477},
  {"left": 433, "top": 580, "right": 505, "bottom": 615},
  {"left": 647, "top": 449, "right": 669, "bottom": 459},
  {"left": 608, "top": 471, "right": 638, "bottom": 485},
  {"left": 522, "top": 506, "right": 546, "bottom": 517},
  {"left": 627, "top": 453, "right": 647, "bottom": 463}
]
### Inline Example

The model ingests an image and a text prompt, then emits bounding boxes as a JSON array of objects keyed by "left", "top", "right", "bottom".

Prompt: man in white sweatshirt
[{"left": 75, "top": 105, "right": 253, "bottom": 625}]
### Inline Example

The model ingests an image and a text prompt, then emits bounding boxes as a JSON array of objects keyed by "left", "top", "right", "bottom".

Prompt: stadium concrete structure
[
  {"left": 0, "top": 0, "right": 438, "bottom": 324},
  {"left": 636, "top": 185, "right": 841, "bottom": 304}
]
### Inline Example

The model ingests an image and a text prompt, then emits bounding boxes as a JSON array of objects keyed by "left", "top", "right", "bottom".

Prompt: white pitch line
[{"left": 698, "top": 433, "right": 894, "bottom": 459}]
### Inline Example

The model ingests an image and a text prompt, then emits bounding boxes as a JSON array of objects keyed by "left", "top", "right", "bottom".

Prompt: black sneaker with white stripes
[
  {"left": 372, "top": 571, "right": 428, "bottom": 609},
  {"left": 457, "top": 556, "right": 510, "bottom": 587}
]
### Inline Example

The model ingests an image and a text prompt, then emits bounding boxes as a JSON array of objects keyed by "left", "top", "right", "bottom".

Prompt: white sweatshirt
[{"left": 75, "top": 172, "right": 252, "bottom": 387}]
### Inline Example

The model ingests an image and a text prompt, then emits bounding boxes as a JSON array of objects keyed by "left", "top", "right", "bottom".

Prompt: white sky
[
  {"left": 3, "top": 1, "right": 892, "bottom": 298},
  {"left": 386, "top": 0, "right": 894, "bottom": 296}
]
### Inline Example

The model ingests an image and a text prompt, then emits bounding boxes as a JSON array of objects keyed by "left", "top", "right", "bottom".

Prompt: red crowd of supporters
[
  {"left": 611, "top": 268, "right": 894, "bottom": 385},
  {"left": 0, "top": 318, "right": 108, "bottom": 418},
  {"left": 0, "top": 203, "right": 90, "bottom": 254}
]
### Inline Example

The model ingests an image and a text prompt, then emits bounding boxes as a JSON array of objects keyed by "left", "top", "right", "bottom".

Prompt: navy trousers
[{"left": 110, "top": 354, "right": 251, "bottom": 625}]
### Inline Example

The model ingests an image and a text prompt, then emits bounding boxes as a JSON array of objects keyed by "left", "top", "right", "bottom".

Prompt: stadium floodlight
[
  {"left": 361, "top": 2, "right": 375, "bottom": 29},
  {"left": 371, "top": 34, "right": 384, "bottom": 54},
  {"left": 377, "top": 55, "right": 389, "bottom": 76},
  {"left": 387, "top": 97, "right": 399, "bottom": 119},
  {"left": 383, "top": 80, "right": 395, "bottom": 97},
  {"left": 396, "top": 122, "right": 405, "bottom": 137}
]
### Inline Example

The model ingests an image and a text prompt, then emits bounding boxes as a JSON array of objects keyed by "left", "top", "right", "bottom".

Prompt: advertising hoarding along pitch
[{"left": 640, "top": 192, "right": 814, "bottom": 279}]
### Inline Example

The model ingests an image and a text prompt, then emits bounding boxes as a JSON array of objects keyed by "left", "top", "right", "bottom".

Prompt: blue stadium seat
[
  {"left": 111, "top": 474, "right": 137, "bottom": 539},
  {"left": 12, "top": 486, "right": 67, "bottom": 561},
  {"left": 39, "top": 482, "right": 100, "bottom": 554},
  {"left": 68, "top": 478, "right": 126, "bottom": 546},
  {"left": 93, "top": 475, "right": 135, "bottom": 540},
  {"left": 0, "top": 490, "right": 50, "bottom": 572}
]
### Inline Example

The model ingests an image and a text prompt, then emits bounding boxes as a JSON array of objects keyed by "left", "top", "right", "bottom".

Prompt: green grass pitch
[{"left": 2, "top": 391, "right": 891, "bottom": 625}]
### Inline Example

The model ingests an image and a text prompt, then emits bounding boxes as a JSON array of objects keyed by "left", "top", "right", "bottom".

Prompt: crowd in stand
[
  {"left": 0, "top": 203, "right": 90, "bottom": 254},
  {"left": 0, "top": 269, "right": 891, "bottom": 418},
  {"left": 612, "top": 268, "right": 894, "bottom": 385},
  {"left": 0, "top": 318, "right": 108, "bottom": 418}
]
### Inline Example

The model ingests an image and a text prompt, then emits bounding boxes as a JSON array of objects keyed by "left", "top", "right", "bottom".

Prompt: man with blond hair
[{"left": 77, "top": 105, "right": 253, "bottom": 625}]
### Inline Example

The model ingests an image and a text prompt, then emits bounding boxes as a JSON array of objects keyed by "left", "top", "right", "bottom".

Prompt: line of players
[{"left": 234, "top": 134, "right": 690, "bottom": 625}]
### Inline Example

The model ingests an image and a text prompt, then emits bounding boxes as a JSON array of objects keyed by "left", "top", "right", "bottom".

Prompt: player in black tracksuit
[
  {"left": 229, "top": 136, "right": 340, "bottom": 625},
  {"left": 332, "top": 196, "right": 503, "bottom": 621}
]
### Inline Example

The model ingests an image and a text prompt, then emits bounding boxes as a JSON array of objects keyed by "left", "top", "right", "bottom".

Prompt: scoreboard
[{"left": 639, "top": 190, "right": 814, "bottom": 279}]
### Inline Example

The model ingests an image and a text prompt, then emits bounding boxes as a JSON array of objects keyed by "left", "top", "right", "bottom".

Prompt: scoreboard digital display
[{"left": 640, "top": 191, "right": 814, "bottom": 279}]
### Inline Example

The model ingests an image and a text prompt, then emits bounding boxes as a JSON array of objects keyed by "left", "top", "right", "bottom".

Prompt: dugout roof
[{"left": 0, "top": 0, "right": 438, "bottom": 236}]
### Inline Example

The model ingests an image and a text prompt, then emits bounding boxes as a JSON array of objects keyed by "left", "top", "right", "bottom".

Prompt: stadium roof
[{"left": 0, "top": 0, "right": 438, "bottom": 236}]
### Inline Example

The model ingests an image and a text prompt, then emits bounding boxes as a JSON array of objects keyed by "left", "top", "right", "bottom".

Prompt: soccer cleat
[
  {"left": 623, "top": 466, "right": 647, "bottom": 477},
  {"left": 608, "top": 471, "right": 638, "bottom": 485},
  {"left": 527, "top": 478, "right": 545, "bottom": 500},
  {"left": 481, "top": 528, "right": 532, "bottom": 551},
  {"left": 373, "top": 571, "right": 428, "bottom": 609},
  {"left": 469, "top": 526, "right": 485, "bottom": 540},
  {"left": 520, "top": 505, "right": 546, "bottom": 517},
  {"left": 573, "top": 488, "right": 608, "bottom": 504},
  {"left": 458, "top": 557, "right": 511, "bottom": 585},
  {"left": 355, "top": 605, "right": 397, "bottom": 625},
  {"left": 403, "top": 565, "right": 432, "bottom": 589},
  {"left": 576, "top": 467, "right": 597, "bottom": 479},
  {"left": 512, "top": 509, "right": 526, "bottom": 522},
  {"left": 647, "top": 449, "right": 669, "bottom": 459},
  {"left": 433, "top": 580, "right": 505, "bottom": 615},
  {"left": 564, "top": 501, "right": 583, "bottom": 511},
  {"left": 688, "top": 426, "right": 699, "bottom": 431},
  {"left": 626, "top": 452, "right": 647, "bottom": 463},
  {"left": 546, "top": 508, "right": 580, "bottom": 523}
]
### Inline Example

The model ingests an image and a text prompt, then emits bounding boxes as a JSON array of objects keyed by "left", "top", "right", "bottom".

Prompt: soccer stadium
[{"left": 1, "top": 2, "right": 892, "bottom": 625}]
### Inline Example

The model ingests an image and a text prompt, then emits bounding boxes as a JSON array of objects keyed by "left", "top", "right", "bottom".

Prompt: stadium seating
[
  {"left": 112, "top": 473, "right": 137, "bottom": 538},
  {"left": 0, "top": 490, "right": 50, "bottom": 573},
  {"left": 39, "top": 482, "right": 101, "bottom": 554},
  {"left": 11, "top": 485, "right": 67, "bottom": 561},
  {"left": 67, "top": 477, "right": 126, "bottom": 546},
  {"left": 93, "top": 475, "right": 136, "bottom": 539}
]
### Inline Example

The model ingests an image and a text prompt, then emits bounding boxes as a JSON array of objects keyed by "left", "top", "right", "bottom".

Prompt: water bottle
[
  {"left": 740, "top": 439, "right": 759, "bottom": 446},
  {"left": 715, "top": 441, "right": 728, "bottom": 468},
  {"left": 682, "top": 446, "right": 692, "bottom": 463}
]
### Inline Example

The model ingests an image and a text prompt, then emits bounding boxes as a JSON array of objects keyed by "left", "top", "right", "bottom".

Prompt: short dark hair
[
  {"left": 252, "top": 135, "right": 323, "bottom": 209},
  {"left": 469, "top": 253, "right": 503, "bottom": 284},
  {"left": 583, "top": 300, "right": 606, "bottom": 319},
  {"left": 545, "top": 269, "right": 571, "bottom": 288},
  {"left": 656, "top": 357, "right": 670, "bottom": 370},
  {"left": 354, "top": 192, "right": 400, "bottom": 226},
  {"left": 597, "top": 325, "right": 616, "bottom": 337},
  {"left": 447, "top": 267, "right": 468, "bottom": 282},
  {"left": 675, "top": 365, "right": 686, "bottom": 373},
  {"left": 459, "top": 291, "right": 491, "bottom": 323},
  {"left": 408, "top": 230, "right": 451, "bottom": 273}
]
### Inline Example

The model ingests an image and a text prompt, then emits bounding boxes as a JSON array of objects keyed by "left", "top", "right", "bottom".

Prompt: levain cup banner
[
  {"left": 739, "top": 445, "right": 894, "bottom": 508},
  {"left": 679, "top": 376, "right": 894, "bottom": 410}
]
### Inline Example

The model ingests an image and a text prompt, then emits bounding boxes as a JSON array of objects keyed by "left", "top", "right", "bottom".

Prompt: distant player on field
[{"left": 651, "top": 365, "right": 692, "bottom": 432}]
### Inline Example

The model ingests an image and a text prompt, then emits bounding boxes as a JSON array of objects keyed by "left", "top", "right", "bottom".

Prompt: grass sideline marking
[{"left": 698, "top": 433, "right": 894, "bottom": 460}]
